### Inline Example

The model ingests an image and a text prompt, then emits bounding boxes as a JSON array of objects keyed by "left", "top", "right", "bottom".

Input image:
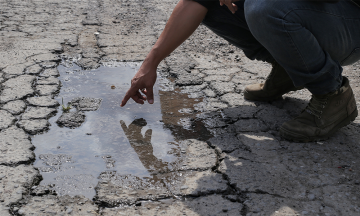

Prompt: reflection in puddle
[
  {"left": 32, "top": 62, "right": 212, "bottom": 198},
  {"left": 121, "top": 118, "right": 168, "bottom": 172}
]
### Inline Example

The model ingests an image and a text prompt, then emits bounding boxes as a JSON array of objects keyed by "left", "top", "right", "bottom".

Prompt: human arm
[{"left": 120, "top": 0, "right": 208, "bottom": 107}]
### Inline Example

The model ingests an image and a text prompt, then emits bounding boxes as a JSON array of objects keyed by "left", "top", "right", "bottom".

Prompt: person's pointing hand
[
  {"left": 120, "top": 64, "right": 157, "bottom": 107},
  {"left": 219, "top": 0, "right": 239, "bottom": 14}
]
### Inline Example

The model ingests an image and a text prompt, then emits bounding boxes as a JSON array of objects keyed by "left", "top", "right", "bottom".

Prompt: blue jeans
[{"left": 195, "top": 0, "right": 360, "bottom": 94}]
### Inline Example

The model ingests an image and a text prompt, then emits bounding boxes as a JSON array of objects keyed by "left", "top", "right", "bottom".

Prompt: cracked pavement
[{"left": 0, "top": 0, "right": 360, "bottom": 215}]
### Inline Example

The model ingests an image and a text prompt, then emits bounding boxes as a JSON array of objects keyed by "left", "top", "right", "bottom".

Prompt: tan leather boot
[
  {"left": 280, "top": 76, "right": 358, "bottom": 142},
  {"left": 244, "top": 62, "right": 303, "bottom": 101}
]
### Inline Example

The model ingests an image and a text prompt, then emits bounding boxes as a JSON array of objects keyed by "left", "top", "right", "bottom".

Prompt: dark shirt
[{"left": 193, "top": 0, "right": 360, "bottom": 9}]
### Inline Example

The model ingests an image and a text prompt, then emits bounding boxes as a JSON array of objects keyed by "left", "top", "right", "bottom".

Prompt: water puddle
[{"left": 32, "top": 62, "right": 212, "bottom": 198}]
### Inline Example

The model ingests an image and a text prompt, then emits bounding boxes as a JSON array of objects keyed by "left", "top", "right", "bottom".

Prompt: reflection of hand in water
[
  {"left": 120, "top": 118, "right": 167, "bottom": 172},
  {"left": 120, "top": 118, "right": 152, "bottom": 146}
]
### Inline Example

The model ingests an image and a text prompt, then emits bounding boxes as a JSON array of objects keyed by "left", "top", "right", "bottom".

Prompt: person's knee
[{"left": 244, "top": 0, "right": 277, "bottom": 35}]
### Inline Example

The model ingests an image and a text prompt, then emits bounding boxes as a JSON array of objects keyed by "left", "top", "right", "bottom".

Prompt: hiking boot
[
  {"left": 244, "top": 62, "right": 303, "bottom": 101},
  {"left": 280, "top": 76, "right": 358, "bottom": 142}
]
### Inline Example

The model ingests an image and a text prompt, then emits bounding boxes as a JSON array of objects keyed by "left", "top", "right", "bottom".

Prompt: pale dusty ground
[{"left": 0, "top": 0, "right": 360, "bottom": 215}]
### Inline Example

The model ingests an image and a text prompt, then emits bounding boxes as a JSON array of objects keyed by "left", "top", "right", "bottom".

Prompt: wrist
[{"left": 144, "top": 47, "right": 164, "bottom": 67}]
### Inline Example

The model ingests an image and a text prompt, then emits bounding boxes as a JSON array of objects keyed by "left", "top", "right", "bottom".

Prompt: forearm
[{"left": 144, "top": 0, "right": 208, "bottom": 69}]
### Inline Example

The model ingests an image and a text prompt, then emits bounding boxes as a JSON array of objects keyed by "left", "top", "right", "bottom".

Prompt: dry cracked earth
[{"left": 1, "top": 0, "right": 360, "bottom": 215}]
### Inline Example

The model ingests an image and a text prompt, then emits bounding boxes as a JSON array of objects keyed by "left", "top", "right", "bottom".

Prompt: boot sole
[
  {"left": 280, "top": 109, "right": 358, "bottom": 142},
  {"left": 244, "top": 87, "right": 304, "bottom": 102}
]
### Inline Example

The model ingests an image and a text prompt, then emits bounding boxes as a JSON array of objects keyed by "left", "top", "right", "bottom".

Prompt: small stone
[
  {"left": 66, "top": 208, "right": 72, "bottom": 214},
  {"left": 308, "top": 194, "right": 315, "bottom": 200},
  {"left": 180, "top": 185, "right": 188, "bottom": 190}
]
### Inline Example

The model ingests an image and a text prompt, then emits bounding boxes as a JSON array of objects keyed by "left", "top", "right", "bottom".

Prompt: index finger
[
  {"left": 120, "top": 120, "right": 128, "bottom": 131},
  {"left": 120, "top": 88, "right": 135, "bottom": 107}
]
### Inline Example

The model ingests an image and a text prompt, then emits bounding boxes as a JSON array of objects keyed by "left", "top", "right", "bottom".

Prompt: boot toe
[
  {"left": 244, "top": 84, "right": 266, "bottom": 101},
  {"left": 245, "top": 83, "right": 263, "bottom": 92}
]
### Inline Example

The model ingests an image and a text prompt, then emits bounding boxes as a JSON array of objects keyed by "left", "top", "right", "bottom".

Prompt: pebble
[
  {"left": 180, "top": 185, "right": 188, "bottom": 190},
  {"left": 308, "top": 194, "right": 315, "bottom": 201},
  {"left": 66, "top": 208, "right": 73, "bottom": 214}
]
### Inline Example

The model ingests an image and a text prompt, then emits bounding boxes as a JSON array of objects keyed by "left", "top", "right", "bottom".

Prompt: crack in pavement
[{"left": 1, "top": 0, "right": 360, "bottom": 215}]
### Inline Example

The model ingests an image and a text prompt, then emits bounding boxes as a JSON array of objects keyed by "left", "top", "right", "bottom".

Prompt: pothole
[{"left": 31, "top": 62, "right": 213, "bottom": 199}]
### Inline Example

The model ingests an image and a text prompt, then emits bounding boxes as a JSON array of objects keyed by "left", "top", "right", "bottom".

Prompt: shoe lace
[{"left": 304, "top": 96, "right": 328, "bottom": 119}]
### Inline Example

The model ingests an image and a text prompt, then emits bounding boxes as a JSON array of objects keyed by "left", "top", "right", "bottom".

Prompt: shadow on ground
[{"left": 98, "top": 96, "right": 360, "bottom": 215}]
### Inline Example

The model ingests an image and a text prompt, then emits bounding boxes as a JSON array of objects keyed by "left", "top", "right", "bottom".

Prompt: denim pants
[{"left": 195, "top": 0, "right": 360, "bottom": 94}]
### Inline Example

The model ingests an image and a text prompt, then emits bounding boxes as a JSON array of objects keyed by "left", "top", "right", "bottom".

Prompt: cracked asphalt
[{"left": 1, "top": 0, "right": 360, "bottom": 215}]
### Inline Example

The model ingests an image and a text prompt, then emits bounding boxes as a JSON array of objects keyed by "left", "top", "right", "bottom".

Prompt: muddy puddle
[{"left": 32, "top": 62, "right": 212, "bottom": 198}]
